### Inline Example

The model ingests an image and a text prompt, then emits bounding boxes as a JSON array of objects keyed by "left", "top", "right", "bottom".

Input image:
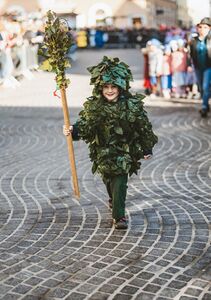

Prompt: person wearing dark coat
[{"left": 189, "top": 17, "right": 211, "bottom": 117}]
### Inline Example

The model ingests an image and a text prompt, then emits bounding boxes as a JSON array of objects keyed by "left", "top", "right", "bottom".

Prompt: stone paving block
[
  {"left": 65, "top": 292, "right": 87, "bottom": 300},
  {"left": 107, "top": 264, "right": 124, "bottom": 272},
  {"left": 77, "top": 283, "right": 97, "bottom": 294},
  {"left": 87, "top": 276, "right": 109, "bottom": 285},
  {"left": 179, "top": 297, "right": 198, "bottom": 300},
  {"left": 22, "top": 296, "right": 40, "bottom": 300},
  {"left": 202, "top": 294, "right": 211, "bottom": 300},
  {"left": 42, "top": 278, "right": 61, "bottom": 288},
  {"left": 53, "top": 271, "right": 71, "bottom": 281},
  {"left": 159, "top": 287, "right": 180, "bottom": 298},
  {"left": 70, "top": 272, "right": 91, "bottom": 282},
  {"left": 37, "top": 270, "right": 55, "bottom": 279},
  {"left": 135, "top": 292, "right": 156, "bottom": 299},
  {"left": 129, "top": 278, "right": 147, "bottom": 287},
  {"left": 1, "top": 294, "right": 21, "bottom": 300},
  {"left": 113, "top": 294, "right": 133, "bottom": 300},
  {"left": 137, "top": 271, "right": 154, "bottom": 280},
  {"left": 118, "top": 272, "right": 134, "bottom": 280},
  {"left": 91, "top": 262, "right": 108, "bottom": 269},
  {"left": 0, "top": 283, "right": 12, "bottom": 295},
  {"left": 88, "top": 292, "right": 108, "bottom": 300},
  {"left": 156, "top": 297, "right": 172, "bottom": 300},
  {"left": 12, "top": 284, "right": 32, "bottom": 295},
  {"left": 168, "top": 280, "right": 187, "bottom": 289},
  {"left": 97, "top": 270, "right": 116, "bottom": 278},
  {"left": 30, "top": 286, "right": 50, "bottom": 299},
  {"left": 4, "top": 277, "right": 23, "bottom": 286},
  {"left": 184, "top": 287, "right": 203, "bottom": 297},
  {"left": 24, "top": 276, "right": 43, "bottom": 286},
  {"left": 44, "top": 287, "right": 70, "bottom": 298},
  {"left": 143, "top": 283, "right": 162, "bottom": 293},
  {"left": 120, "top": 285, "right": 139, "bottom": 294}
]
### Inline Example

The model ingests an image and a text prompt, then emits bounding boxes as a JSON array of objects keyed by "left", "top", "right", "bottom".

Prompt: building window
[{"left": 132, "top": 17, "right": 142, "bottom": 29}]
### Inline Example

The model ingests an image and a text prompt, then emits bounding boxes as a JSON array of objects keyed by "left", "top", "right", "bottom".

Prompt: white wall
[{"left": 187, "top": 0, "right": 210, "bottom": 24}]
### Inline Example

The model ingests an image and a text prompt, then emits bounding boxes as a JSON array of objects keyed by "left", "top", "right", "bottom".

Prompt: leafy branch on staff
[{"left": 39, "top": 10, "right": 73, "bottom": 89}]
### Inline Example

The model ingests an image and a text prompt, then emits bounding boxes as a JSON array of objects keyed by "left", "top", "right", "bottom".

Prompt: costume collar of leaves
[{"left": 87, "top": 56, "right": 133, "bottom": 92}]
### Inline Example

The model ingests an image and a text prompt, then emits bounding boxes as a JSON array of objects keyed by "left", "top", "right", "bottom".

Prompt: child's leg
[{"left": 110, "top": 174, "right": 128, "bottom": 221}]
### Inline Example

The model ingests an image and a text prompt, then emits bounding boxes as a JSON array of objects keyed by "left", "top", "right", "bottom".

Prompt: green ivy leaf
[
  {"left": 114, "top": 127, "right": 123, "bottom": 135},
  {"left": 40, "top": 59, "right": 52, "bottom": 71}
]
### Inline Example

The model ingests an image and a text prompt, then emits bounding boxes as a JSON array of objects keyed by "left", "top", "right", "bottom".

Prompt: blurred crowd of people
[
  {"left": 0, "top": 12, "right": 210, "bottom": 117},
  {"left": 0, "top": 13, "right": 190, "bottom": 90},
  {"left": 0, "top": 11, "right": 164, "bottom": 89},
  {"left": 142, "top": 17, "right": 211, "bottom": 117},
  {"left": 142, "top": 37, "right": 198, "bottom": 100},
  {"left": 0, "top": 13, "right": 45, "bottom": 88},
  {"left": 75, "top": 27, "right": 164, "bottom": 49},
  {"left": 143, "top": 24, "right": 204, "bottom": 99}
]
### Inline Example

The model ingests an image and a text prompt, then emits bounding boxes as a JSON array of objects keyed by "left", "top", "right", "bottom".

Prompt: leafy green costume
[{"left": 72, "top": 56, "right": 158, "bottom": 221}]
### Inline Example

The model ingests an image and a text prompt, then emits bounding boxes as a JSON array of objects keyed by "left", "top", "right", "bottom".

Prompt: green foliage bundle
[
  {"left": 76, "top": 94, "right": 158, "bottom": 177},
  {"left": 87, "top": 56, "right": 133, "bottom": 94},
  {"left": 39, "top": 10, "right": 73, "bottom": 89}
]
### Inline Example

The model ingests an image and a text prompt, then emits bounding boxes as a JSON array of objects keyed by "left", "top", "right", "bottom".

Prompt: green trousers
[{"left": 102, "top": 174, "right": 128, "bottom": 221}]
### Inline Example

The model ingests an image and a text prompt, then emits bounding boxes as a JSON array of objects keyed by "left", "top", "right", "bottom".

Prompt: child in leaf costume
[{"left": 63, "top": 56, "right": 158, "bottom": 229}]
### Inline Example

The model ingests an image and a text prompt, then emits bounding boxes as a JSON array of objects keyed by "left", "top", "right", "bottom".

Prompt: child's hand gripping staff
[{"left": 39, "top": 11, "right": 80, "bottom": 198}]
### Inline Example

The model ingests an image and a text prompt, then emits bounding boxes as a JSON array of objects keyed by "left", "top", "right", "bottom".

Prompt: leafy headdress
[{"left": 87, "top": 56, "right": 133, "bottom": 96}]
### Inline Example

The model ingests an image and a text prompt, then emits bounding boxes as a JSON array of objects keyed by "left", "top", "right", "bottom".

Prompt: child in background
[
  {"left": 161, "top": 45, "right": 172, "bottom": 99},
  {"left": 146, "top": 39, "right": 163, "bottom": 97},
  {"left": 63, "top": 56, "right": 158, "bottom": 230},
  {"left": 171, "top": 39, "right": 188, "bottom": 98},
  {"left": 141, "top": 47, "right": 152, "bottom": 95},
  {"left": 186, "top": 64, "right": 198, "bottom": 99}
]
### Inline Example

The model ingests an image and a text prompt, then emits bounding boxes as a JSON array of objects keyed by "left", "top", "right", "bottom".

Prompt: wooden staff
[{"left": 60, "top": 88, "right": 80, "bottom": 199}]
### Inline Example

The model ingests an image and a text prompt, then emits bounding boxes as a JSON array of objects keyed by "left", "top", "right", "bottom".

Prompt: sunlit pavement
[{"left": 0, "top": 49, "right": 211, "bottom": 300}]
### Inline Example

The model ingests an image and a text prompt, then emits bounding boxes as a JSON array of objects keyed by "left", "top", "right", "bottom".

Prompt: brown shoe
[{"left": 114, "top": 217, "right": 128, "bottom": 230}]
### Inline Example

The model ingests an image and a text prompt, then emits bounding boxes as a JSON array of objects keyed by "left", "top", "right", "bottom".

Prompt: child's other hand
[
  {"left": 144, "top": 154, "right": 152, "bottom": 160},
  {"left": 63, "top": 125, "right": 73, "bottom": 136},
  {"left": 187, "top": 66, "right": 193, "bottom": 72}
]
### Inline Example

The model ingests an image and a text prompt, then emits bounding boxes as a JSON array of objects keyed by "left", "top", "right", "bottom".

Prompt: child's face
[
  {"left": 197, "top": 24, "right": 210, "bottom": 37},
  {"left": 102, "top": 84, "right": 119, "bottom": 102}
]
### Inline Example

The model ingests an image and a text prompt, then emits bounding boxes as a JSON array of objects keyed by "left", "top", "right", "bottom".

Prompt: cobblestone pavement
[{"left": 0, "top": 49, "right": 211, "bottom": 300}]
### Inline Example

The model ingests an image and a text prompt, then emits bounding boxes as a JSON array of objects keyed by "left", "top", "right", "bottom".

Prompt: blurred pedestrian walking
[{"left": 189, "top": 17, "right": 211, "bottom": 118}]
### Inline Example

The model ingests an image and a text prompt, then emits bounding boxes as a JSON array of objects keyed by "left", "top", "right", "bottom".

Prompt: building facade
[
  {"left": 177, "top": 0, "right": 191, "bottom": 27},
  {"left": 73, "top": 0, "right": 178, "bottom": 28},
  {"left": 147, "top": 0, "right": 177, "bottom": 28},
  {"left": 3, "top": 0, "right": 205, "bottom": 29},
  {"left": 177, "top": 0, "right": 211, "bottom": 27}
]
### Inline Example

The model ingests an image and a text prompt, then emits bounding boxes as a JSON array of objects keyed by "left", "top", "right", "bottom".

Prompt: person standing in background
[
  {"left": 146, "top": 39, "right": 163, "bottom": 97},
  {"left": 160, "top": 45, "right": 172, "bottom": 99},
  {"left": 171, "top": 40, "right": 188, "bottom": 98},
  {"left": 189, "top": 17, "right": 211, "bottom": 118}
]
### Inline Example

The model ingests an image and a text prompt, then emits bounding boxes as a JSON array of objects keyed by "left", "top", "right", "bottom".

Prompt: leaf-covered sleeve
[
  {"left": 71, "top": 122, "right": 80, "bottom": 141},
  {"left": 76, "top": 98, "right": 101, "bottom": 143},
  {"left": 135, "top": 105, "right": 158, "bottom": 153}
]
